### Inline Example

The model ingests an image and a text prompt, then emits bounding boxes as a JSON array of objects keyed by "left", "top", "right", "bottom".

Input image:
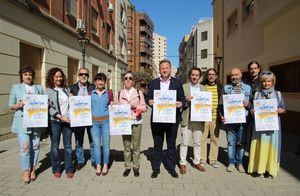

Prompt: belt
[{"left": 92, "top": 115, "right": 109, "bottom": 122}]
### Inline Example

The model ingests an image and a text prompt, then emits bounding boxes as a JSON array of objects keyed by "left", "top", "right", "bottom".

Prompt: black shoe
[
  {"left": 133, "top": 168, "right": 140, "bottom": 177},
  {"left": 151, "top": 170, "right": 160, "bottom": 178},
  {"left": 169, "top": 170, "right": 178, "bottom": 178},
  {"left": 76, "top": 163, "right": 85, "bottom": 170},
  {"left": 91, "top": 163, "right": 96, "bottom": 169},
  {"left": 123, "top": 169, "right": 131, "bottom": 177}
]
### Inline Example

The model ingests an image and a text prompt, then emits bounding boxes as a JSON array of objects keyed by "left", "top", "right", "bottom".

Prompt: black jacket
[
  {"left": 146, "top": 77, "right": 186, "bottom": 124},
  {"left": 69, "top": 82, "right": 95, "bottom": 96}
]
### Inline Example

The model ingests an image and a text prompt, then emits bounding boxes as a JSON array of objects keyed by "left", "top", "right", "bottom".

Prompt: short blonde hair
[{"left": 260, "top": 71, "right": 276, "bottom": 86}]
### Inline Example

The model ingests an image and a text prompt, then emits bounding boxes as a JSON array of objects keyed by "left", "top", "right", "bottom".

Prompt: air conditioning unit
[
  {"left": 108, "top": 3, "right": 114, "bottom": 12},
  {"left": 76, "top": 19, "right": 85, "bottom": 32},
  {"left": 109, "top": 44, "right": 114, "bottom": 52}
]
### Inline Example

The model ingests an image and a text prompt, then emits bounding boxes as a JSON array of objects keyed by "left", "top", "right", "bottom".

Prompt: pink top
[{"left": 118, "top": 87, "right": 147, "bottom": 124}]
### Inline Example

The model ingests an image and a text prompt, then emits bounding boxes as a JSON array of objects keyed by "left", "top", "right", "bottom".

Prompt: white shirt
[
  {"left": 24, "top": 83, "right": 34, "bottom": 94},
  {"left": 54, "top": 87, "right": 69, "bottom": 118},
  {"left": 78, "top": 83, "right": 88, "bottom": 96},
  {"left": 160, "top": 76, "right": 171, "bottom": 91},
  {"left": 189, "top": 82, "right": 200, "bottom": 95}
]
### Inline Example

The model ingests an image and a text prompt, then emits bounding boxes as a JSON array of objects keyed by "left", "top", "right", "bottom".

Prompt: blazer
[
  {"left": 118, "top": 88, "right": 147, "bottom": 121},
  {"left": 45, "top": 87, "right": 70, "bottom": 121},
  {"left": 181, "top": 83, "right": 207, "bottom": 127},
  {"left": 146, "top": 77, "right": 186, "bottom": 124},
  {"left": 8, "top": 83, "right": 44, "bottom": 133},
  {"left": 69, "top": 82, "right": 95, "bottom": 96}
]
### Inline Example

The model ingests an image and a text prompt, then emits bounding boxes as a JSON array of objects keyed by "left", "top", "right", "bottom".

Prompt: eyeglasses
[
  {"left": 78, "top": 73, "right": 89, "bottom": 77},
  {"left": 124, "top": 77, "right": 133, "bottom": 81}
]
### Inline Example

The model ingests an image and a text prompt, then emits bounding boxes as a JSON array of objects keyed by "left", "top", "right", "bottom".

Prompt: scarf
[{"left": 261, "top": 87, "right": 274, "bottom": 99}]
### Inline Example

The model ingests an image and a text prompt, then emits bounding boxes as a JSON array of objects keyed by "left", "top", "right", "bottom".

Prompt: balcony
[
  {"left": 140, "top": 56, "right": 153, "bottom": 66},
  {"left": 140, "top": 36, "right": 153, "bottom": 47},
  {"left": 140, "top": 26, "right": 152, "bottom": 36},
  {"left": 140, "top": 45, "right": 152, "bottom": 55}
]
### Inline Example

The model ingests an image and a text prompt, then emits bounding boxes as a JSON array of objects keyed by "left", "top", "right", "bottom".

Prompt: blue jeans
[
  {"left": 226, "top": 123, "right": 245, "bottom": 165},
  {"left": 18, "top": 130, "right": 41, "bottom": 171},
  {"left": 90, "top": 120, "right": 110, "bottom": 164},
  {"left": 49, "top": 121, "right": 74, "bottom": 173},
  {"left": 74, "top": 126, "right": 95, "bottom": 164}
]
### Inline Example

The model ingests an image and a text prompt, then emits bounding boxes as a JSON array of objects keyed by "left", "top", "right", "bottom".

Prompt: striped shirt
[
  {"left": 233, "top": 82, "right": 242, "bottom": 94},
  {"left": 206, "top": 84, "right": 218, "bottom": 121}
]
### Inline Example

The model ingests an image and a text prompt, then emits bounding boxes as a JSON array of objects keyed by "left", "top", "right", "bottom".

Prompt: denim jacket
[
  {"left": 221, "top": 82, "right": 251, "bottom": 117},
  {"left": 8, "top": 83, "right": 44, "bottom": 133},
  {"left": 91, "top": 89, "right": 109, "bottom": 117}
]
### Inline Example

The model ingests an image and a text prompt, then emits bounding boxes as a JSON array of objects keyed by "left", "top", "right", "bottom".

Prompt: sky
[{"left": 130, "top": 0, "right": 213, "bottom": 68}]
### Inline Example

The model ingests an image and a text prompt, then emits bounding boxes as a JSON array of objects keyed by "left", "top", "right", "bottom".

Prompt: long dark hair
[{"left": 46, "top": 67, "right": 67, "bottom": 88}]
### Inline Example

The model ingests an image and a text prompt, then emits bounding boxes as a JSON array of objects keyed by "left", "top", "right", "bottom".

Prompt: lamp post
[
  {"left": 78, "top": 31, "right": 90, "bottom": 68},
  {"left": 214, "top": 56, "right": 223, "bottom": 75}
]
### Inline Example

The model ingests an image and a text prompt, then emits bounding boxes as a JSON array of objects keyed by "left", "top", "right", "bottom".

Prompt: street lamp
[
  {"left": 214, "top": 56, "right": 223, "bottom": 75},
  {"left": 77, "top": 29, "right": 90, "bottom": 68}
]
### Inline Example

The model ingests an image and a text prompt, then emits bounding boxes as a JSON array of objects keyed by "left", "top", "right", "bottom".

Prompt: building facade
[
  {"left": 213, "top": 0, "right": 300, "bottom": 135},
  {"left": 0, "top": 0, "right": 122, "bottom": 138},
  {"left": 152, "top": 33, "right": 167, "bottom": 77},
  {"left": 127, "top": 6, "right": 154, "bottom": 74},
  {"left": 177, "top": 18, "right": 213, "bottom": 82}
]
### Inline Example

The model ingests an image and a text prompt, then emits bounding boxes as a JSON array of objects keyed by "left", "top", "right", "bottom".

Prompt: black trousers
[{"left": 151, "top": 123, "right": 179, "bottom": 171}]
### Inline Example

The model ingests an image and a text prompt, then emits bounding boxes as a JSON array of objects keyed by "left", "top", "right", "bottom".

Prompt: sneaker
[
  {"left": 236, "top": 164, "right": 245, "bottom": 173},
  {"left": 210, "top": 161, "right": 220, "bottom": 168},
  {"left": 226, "top": 164, "right": 235, "bottom": 172}
]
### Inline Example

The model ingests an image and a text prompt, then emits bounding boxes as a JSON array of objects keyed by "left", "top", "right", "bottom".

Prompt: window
[
  {"left": 91, "top": 8, "right": 98, "bottom": 34},
  {"left": 270, "top": 60, "right": 300, "bottom": 92},
  {"left": 201, "top": 49, "right": 207, "bottom": 59},
  {"left": 227, "top": 10, "right": 238, "bottom": 34},
  {"left": 106, "top": 24, "right": 111, "bottom": 46},
  {"left": 242, "top": 0, "right": 254, "bottom": 20},
  {"left": 201, "top": 31, "right": 208, "bottom": 41},
  {"left": 66, "top": 0, "right": 77, "bottom": 18}
]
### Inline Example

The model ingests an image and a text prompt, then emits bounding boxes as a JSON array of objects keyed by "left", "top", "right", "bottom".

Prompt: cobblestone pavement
[{"left": 0, "top": 110, "right": 300, "bottom": 196}]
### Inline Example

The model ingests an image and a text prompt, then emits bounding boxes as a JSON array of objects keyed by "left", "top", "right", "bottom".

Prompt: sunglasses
[
  {"left": 124, "top": 77, "right": 133, "bottom": 81},
  {"left": 261, "top": 71, "right": 272, "bottom": 76},
  {"left": 78, "top": 73, "right": 89, "bottom": 77}
]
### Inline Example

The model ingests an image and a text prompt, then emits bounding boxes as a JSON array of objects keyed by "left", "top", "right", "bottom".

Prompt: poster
[
  {"left": 254, "top": 98, "right": 279, "bottom": 131},
  {"left": 191, "top": 91, "right": 212, "bottom": 122},
  {"left": 223, "top": 94, "right": 246, "bottom": 124},
  {"left": 153, "top": 90, "right": 176, "bottom": 123},
  {"left": 23, "top": 94, "right": 48, "bottom": 128},
  {"left": 69, "top": 96, "right": 92, "bottom": 127},
  {"left": 109, "top": 104, "right": 132, "bottom": 135}
]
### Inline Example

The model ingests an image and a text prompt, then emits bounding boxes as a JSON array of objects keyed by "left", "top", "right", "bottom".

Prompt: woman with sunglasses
[
  {"left": 248, "top": 71, "right": 286, "bottom": 178},
  {"left": 45, "top": 67, "right": 74, "bottom": 178},
  {"left": 118, "top": 71, "right": 147, "bottom": 177},
  {"left": 8, "top": 66, "right": 44, "bottom": 184}
]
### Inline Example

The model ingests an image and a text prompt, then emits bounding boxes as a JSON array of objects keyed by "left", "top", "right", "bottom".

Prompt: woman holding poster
[
  {"left": 248, "top": 71, "right": 286, "bottom": 178},
  {"left": 8, "top": 66, "right": 44, "bottom": 184},
  {"left": 118, "top": 71, "right": 147, "bottom": 177},
  {"left": 90, "top": 73, "right": 112, "bottom": 176},
  {"left": 45, "top": 67, "right": 74, "bottom": 179}
]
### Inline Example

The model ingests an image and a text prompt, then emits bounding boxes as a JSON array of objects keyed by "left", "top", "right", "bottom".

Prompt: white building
[
  {"left": 194, "top": 18, "right": 213, "bottom": 72},
  {"left": 153, "top": 33, "right": 167, "bottom": 77}
]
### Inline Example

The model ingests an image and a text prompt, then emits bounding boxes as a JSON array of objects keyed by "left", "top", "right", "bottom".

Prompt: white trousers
[{"left": 179, "top": 122, "right": 203, "bottom": 165}]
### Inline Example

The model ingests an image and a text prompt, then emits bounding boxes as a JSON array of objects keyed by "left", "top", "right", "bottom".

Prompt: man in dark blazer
[
  {"left": 70, "top": 67, "right": 95, "bottom": 170},
  {"left": 146, "top": 59, "right": 186, "bottom": 178}
]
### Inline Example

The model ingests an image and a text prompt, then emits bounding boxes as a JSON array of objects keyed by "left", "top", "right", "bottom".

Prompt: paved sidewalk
[{"left": 0, "top": 110, "right": 300, "bottom": 196}]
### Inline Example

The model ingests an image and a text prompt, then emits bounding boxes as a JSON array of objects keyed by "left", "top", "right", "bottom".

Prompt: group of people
[{"left": 8, "top": 59, "right": 285, "bottom": 184}]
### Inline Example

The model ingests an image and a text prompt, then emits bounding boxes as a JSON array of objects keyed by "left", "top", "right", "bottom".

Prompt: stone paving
[{"left": 0, "top": 110, "right": 300, "bottom": 196}]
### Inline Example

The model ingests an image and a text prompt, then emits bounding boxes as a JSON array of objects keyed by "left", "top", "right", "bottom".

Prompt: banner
[
  {"left": 69, "top": 96, "right": 92, "bottom": 127},
  {"left": 254, "top": 98, "right": 279, "bottom": 131},
  {"left": 109, "top": 104, "right": 132, "bottom": 135},
  {"left": 153, "top": 90, "right": 176, "bottom": 123},
  {"left": 223, "top": 94, "right": 246, "bottom": 124},
  {"left": 23, "top": 94, "right": 48, "bottom": 128},
  {"left": 191, "top": 91, "right": 212, "bottom": 122}
]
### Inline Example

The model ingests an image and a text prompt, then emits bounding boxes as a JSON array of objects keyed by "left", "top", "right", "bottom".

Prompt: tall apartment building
[
  {"left": 0, "top": 0, "right": 121, "bottom": 138},
  {"left": 127, "top": 5, "right": 154, "bottom": 74},
  {"left": 213, "top": 0, "right": 300, "bottom": 135},
  {"left": 152, "top": 33, "right": 167, "bottom": 77},
  {"left": 177, "top": 18, "right": 213, "bottom": 82}
]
